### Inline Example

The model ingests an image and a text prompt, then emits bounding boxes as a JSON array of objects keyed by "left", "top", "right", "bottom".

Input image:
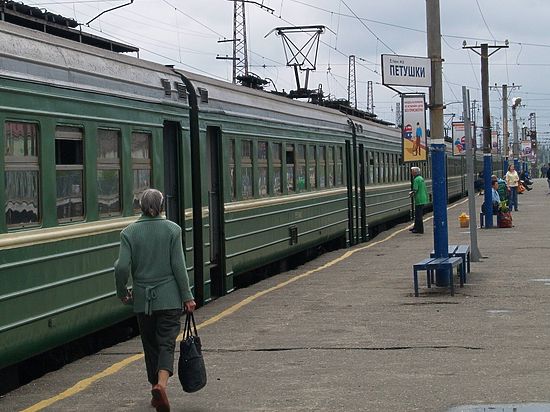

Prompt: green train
[{"left": 0, "top": 11, "right": 499, "bottom": 376}]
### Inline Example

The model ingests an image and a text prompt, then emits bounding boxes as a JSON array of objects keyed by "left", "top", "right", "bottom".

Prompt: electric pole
[
  {"left": 218, "top": 1, "right": 274, "bottom": 84},
  {"left": 348, "top": 55, "right": 357, "bottom": 109},
  {"left": 367, "top": 80, "right": 374, "bottom": 113},
  {"left": 502, "top": 84, "right": 509, "bottom": 160},
  {"left": 426, "top": 0, "right": 449, "bottom": 287},
  {"left": 396, "top": 102, "right": 401, "bottom": 127},
  {"left": 529, "top": 112, "right": 537, "bottom": 175},
  {"left": 233, "top": 1, "right": 248, "bottom": 83},
  {"left": 499, "top": 83, "right": 520, "bottom": 172},
  {"left": 463, "top": 86, "right": 482, "bottom": 261},
  {"left": 463, "top": 41, "right": 508, "bottom": 229}
]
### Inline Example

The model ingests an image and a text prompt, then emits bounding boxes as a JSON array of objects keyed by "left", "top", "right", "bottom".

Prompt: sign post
[
  {"left": 463, "top": 87, "right": 482, "bottom": 261},
  {"left": 426, "top": 0, "right": 450, "bottom": 287}
]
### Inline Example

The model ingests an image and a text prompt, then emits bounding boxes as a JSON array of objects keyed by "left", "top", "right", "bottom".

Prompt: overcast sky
[{"left": 26, "top": 0, "right": 550, "bottom": 139}]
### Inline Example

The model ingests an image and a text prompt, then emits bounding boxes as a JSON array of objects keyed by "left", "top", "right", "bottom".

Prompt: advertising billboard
[
  {"left": 401, "top": 94, "right": 427, "bottom": 163},
  {"left": 452, "top": 122, "right": 476, "bottom": 156},
  {"left": 491, "top": 130, "right": 499, "bottom": 154},
  {"left": 382, "top": 54, "right": 432, "bottom": 87}
]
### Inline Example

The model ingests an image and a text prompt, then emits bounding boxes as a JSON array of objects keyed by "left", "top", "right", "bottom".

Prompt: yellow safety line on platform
[
  {"left": 21, "top": 199, "right": 467, "bottom": 412},
  {"left": 20, "top": 354, "right": 143, "bottom": 412}
]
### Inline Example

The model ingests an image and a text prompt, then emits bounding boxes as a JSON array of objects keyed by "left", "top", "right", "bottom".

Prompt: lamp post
[{"left": 512, "top": 97, "right": 522, "bottom": 170}]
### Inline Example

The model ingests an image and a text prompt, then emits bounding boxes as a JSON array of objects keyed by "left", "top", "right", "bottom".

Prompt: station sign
[
  {"left": 382, "top": 54, "right": 432, "bottom": 87},
  {"left": 452, "top": 122, "right": 476, "bottom": 156},
  {"left": 401, "top": 94, "right": 427, "bottom": 163}
]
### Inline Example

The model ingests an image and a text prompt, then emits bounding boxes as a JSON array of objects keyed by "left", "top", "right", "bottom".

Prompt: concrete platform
[{"left": 3, "top": 179, "right": 550, "bottom": 412}]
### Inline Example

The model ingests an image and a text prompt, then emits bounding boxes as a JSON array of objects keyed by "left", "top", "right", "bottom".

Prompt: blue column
[
  {"left": 503, "top": 158, "right": 509, "bottom": 176},
  {"left": 483, "top": 154, "right": 493, "bottom": 228},
  {"left": 514, "top": 158, "right": 519, "bottom": 171},
  {"left": 431, "top": 143, "right": 449, "bottom": 286}
]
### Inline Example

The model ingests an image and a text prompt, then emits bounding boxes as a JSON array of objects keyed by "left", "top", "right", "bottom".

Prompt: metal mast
[
  {"left": 348, "top": 55, "right": 357, "bottom": 109},
  {"left": 367, "top": 80, "right": 374, "bottom": 113},
  {"left": 233, "top": 1, "right": 248, "bottom": 84},
  {"left": 529, "top": 112, "right": 537, "bottom": 174}
]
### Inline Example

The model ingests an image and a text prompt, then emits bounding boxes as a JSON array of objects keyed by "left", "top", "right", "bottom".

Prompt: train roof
[
  {"left": 0, "top": 18, "right": 400, "bottom": 140},
  {"left": 0, "top": 0, "right": 138, "bottom": 53},
  {"left": 178, "top": 69, "right": 400, "bottom": 140},
  {"left": 0, "top": 20, "right": 185, "bottom": 104},
  {"left": 178, "top": 69, "right": 354, "bottom": 132}
]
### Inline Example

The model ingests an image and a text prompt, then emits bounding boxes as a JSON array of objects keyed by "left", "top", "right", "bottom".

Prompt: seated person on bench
[{"left": 491, "top": 179, "right": 501, "bottom": 214}]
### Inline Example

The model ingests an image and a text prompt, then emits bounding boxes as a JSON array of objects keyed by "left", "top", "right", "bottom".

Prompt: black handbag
[{"left": 178, "top": 312, "right": 207, "bottom": 393}]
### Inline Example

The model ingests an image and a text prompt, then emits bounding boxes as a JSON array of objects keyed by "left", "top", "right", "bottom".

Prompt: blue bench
[
  {"left": 455, "top": 244, "right": 471, "bottom": 274},
  {"left": 412, "top": 256, "right": 464, "bottom": 297},
  {"left": 430, "top": 244, "right": 471, "bottom": 282}
]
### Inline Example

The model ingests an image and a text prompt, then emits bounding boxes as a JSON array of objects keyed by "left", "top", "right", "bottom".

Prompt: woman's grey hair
[
  {"left": 411, "top": 166, "right": 421, "bottom": 174},
  {"left": 140, "top": 189, "right": 164, "bottom": 217}
]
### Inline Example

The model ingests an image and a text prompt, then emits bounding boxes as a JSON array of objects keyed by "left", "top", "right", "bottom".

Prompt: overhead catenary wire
[
  {"left": 340, "top": 0, "right": 397, "bottom": 54},
  {"left": 474, "top": 0, "right": 496, "bottom": 41},
  {"left": 24, "top": 0, "right": 550, "bottom": 131},
  {"left": 159, "top": 0, "right": 229, "bottom": 39}
]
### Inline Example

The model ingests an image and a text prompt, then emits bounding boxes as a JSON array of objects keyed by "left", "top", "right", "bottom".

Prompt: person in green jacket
[
  {"left": 409, "top": 166, "right": 428, "bottom": 234},
  {"left": 115, "top": 189, "right": 196, "bottom": 412}
]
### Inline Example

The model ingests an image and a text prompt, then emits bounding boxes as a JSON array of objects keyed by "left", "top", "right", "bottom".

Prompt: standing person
[
  {"left": 414, "top": 122, "right": 423, "bottom": 156},
  {"left": 409, "top": 166, "right": 428, "bottom": 234},
  {"left": 546, "top": 163, "right": 550, "bottom": 194},
  {"left": 505, "top": 164, "right": 520, "bottom": 212},
  {"left": 115, "top": 189, "right": 196, "bottom": 412}
]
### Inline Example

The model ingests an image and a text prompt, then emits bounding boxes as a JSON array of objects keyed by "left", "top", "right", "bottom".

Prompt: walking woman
[
  {"left": 115, "top": 189, "right": 196, "bottom": 412},
  {"left": 505, "top": 164, "right": 520, "bottom": 212}
]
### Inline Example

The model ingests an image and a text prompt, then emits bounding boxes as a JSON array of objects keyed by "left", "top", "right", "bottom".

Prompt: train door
[
  {"left": 163, "top": 121, "right": 181, "bottom": 225},
  {"left": 345, "top": 140, "right": 355, "bottom": 245},
  {"left": 206, "top": 126, "right": 225, "bottom": 299},
  {"left": 358, "top": 144, "right": 367, "bottom": 242}
]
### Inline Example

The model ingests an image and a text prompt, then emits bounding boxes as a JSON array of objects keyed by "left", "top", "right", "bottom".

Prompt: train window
[
  {"left": 131, "top": 132, "right": 152, "bottom": 212},
  {"left": 385, "top": 153, "right": 390, "bottom": 183},
  {"left": 336, "top": 146, "right": 343, "bottom": 186},
  {"left": 241, "top": 140, "right": 252, "bottom": 199},
  {"left": 258, "top": 141, "right": 268, "bottom": 160},
  {"left": 258, "top": 141, "right": 268, "bottom": 197},
  {"left": 373, "top": 152, "right": 379, "bottom": 184},
  {"left": 319, "top": 146, "right": 326, "bottom": 188},
  {"left": 296, "top": 144, "right": 306, "bottom": 192},
  {"left": 272, "top": 143, "right": 282, "bottom": 195},
  {"left": 97, "top": 129, "right": 121, "bottom": 216},
  {"left": 328, "top": 146, "right": 334, "bottom": 188},
  {"left": 55, "top": 126, "right": 84, "bottom": 222},
  {"left": 381, "top": 153, "right": 386, "bottom": 183},
  {"left": 228, "top": 139, "right": 236, "bottom": 201},
  {"left": 4, "top": 121, "right": 40, "bottom": 227},
  {"left": 366, "top": 151, "right": 373, "bottom": 184},
  {"left": 378, "top": 153, "right": 386, "bottom": 183},
  {"left": 387, "top": 154, "right": 391, "bottom": 182},
  {"left": 286, "top": 144, "right": 295, "bottom": 193},
  {"left": 308, "top": 145, "right": 316, "bottom": 189}
]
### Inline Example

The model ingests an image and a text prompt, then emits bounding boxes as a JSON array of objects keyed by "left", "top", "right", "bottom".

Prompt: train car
[
  {"left": 0, "top": 5, "right": 494, "bottom": 379},
  {"left": 0, "top": 19, "right": 194, "bottom": 371},
  {"left": 175, "top": 70, "right": 355, "bottom": 301}
]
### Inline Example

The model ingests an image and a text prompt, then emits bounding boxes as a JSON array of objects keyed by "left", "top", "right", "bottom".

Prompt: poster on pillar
[
  {"left": 401, "top": 94, "right": 427, "bottom": 163},
  {"left": 491, "top": 130, "right": 499, "bottom": 154},
  {"left": 452, "top": 121, "right": 476, "bottom": 156},
  {"left": 521, "top": 141, "right": 532, "bottom": 161}
]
